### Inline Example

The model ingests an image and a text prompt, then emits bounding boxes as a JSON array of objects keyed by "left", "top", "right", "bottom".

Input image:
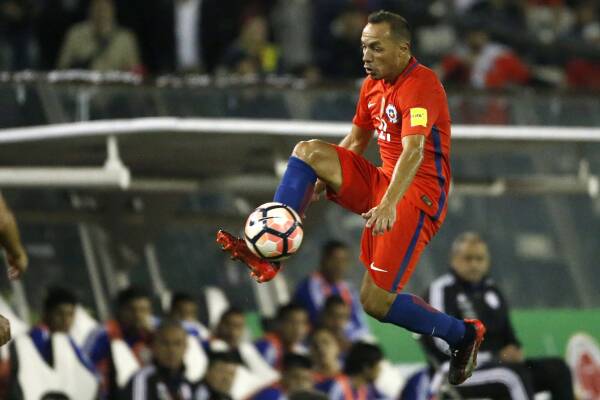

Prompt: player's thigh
[
  {"left": 292, "top": 139, "right": 343, "bottom": 190},
  {"left": 364, "top": 201, "right": 437, "bottom": 293},
  {"left": 325, "top": 145, "right": 384, "bottom": 214}
]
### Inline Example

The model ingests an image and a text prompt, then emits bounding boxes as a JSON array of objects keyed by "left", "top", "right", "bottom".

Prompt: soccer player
[{"left": 217, "top": 10, "right": 484, "bottom": 385}]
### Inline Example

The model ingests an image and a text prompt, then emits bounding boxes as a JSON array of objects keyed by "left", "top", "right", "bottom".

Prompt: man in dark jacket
[{"left": 420, "top": 232, "right": 574, "bottom": 399}]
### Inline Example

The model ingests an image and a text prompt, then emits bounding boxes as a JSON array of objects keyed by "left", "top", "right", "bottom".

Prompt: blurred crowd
[{"left": 0, "top": 0, "right": 599, "bottom": 89}]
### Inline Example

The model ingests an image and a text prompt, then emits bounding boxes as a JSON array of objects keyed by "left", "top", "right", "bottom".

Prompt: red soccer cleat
[
  {"left": 216, "top": 230, "right": 281, "bottom": 283},
  {"left": 448, "top": 319, "right": 486, "bottom": 385}
]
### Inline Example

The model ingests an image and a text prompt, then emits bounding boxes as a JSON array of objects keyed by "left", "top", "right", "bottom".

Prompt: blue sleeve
[
  {"left": 254, "top": 339, "right": 276, "bottom": 366},
  {"left": 251, "top": 387, "right": 281, "bottom": 400},
  {"left": 293, "top": 278, "right": 320, "bottom": 324},
  {"left": 83, "top": 328, "right": 111, "bottom": 365},
  {"left": 69, "top": 337, "right": 98, "bottom": 374}
]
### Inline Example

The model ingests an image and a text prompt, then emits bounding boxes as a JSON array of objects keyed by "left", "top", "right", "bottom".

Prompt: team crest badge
[{"left": 385, "top": 104, "right": 398, "bottom": 123}]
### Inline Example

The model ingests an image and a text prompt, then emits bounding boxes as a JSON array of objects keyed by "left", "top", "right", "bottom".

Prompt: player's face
[
  {"left": 323, "top": 303, "right": 350, "bottom": 334},
  {"left": 119, "top": 298, "right": 152, "bottom": 331},
  {"left": 282, "top": 367, "right": 314, "bottom": 393},
  {"left": 321, "top": 247, "right": 350, "bottom": 282},
  {"left": 217, "top": 313, "right": 246, "bottom": 347},
  {"left": 206, "top": 360, "right": 238, "bottom": 394},
  {"left": 451, "top": 241, "right": 490, "bottom": 283},
  {"left": 361, "top": 22, "right": 410, "bottom": 82},
  {"left": 152, "top": 326, "right": 187, "bottom": 370},
  {"left": 46, "top": 303, "right": 75, "bottom": 333},
  {"left": 280, "top": 310, "right": 309, "bottom": 345},
  {"left": 172, "top": 300, "right": 198, "bottom": 321},
  {"left": 310, "top": 329, "right": 340, "bottom": 363}
]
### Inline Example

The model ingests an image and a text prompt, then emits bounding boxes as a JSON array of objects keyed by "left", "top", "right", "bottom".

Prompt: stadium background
[{"left": 0, "top": 0, "right": 599, "bottom": 398}]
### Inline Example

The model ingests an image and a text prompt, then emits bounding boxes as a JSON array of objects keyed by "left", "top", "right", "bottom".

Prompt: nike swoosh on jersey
[
  {"left": 368, "top": 102, "right": 376, "bottom": 109},
  {"left": 369, "top": 262, "right": 388, "bottom": 272}
]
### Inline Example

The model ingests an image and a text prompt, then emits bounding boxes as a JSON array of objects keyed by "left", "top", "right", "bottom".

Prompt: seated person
[
  {"left": 419, "top": 232, "right": 574, "bottom": 399},
  {"left": 318, "top": 295, "right": 354, "bottom": 355},
  {"left": 194, "top": 351, "right": 241, "bottom": 400},
  {"left": 315, "top": 342, "right": 386, "bottom": 400},
  {"left": 7, "top": 287, "right": 97, "bottom": 399},
  {"left": 120, "top": 320, "right": 195, "bottom": 399},
  {"left": 252, "top": 353, "right": 314, "bottom": 399},
  {"left": 84, "top": 286, "right": 154, "bottom": 398},
  {"left": 309, "top": 327, "right": 342, "bottom": 383},
  {"left": 169, "top": 292, "right": 210, "bottom": 340},
  {"left": 293, "top": 240, "right": 369, "bottom": 341},
  {"left": 255, "top": 304, "right": 310, "bottom": 369}
]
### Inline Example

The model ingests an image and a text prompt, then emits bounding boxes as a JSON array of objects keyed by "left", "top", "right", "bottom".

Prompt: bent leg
[
  {"left": 360, "top": 272, "right": 466, "bottom": 347},
  {"left": 273, "top": 140, "right": 341, "bottom": 216},
  {"left": 525, "top": 357, "right": 575, "bottom": 400}
]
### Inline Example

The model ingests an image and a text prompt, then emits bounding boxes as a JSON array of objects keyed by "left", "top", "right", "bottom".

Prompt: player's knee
[
  {"left": 360, "top": 290, "right": 394, "bottom": 320},
  {"left": 292, "top": 140, "right": 326, "bottom": 167}
]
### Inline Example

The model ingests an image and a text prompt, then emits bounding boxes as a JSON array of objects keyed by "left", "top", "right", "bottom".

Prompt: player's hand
[
  {"left": 361, "top": 200, "right": 396, "bottom": 235},
  {"left": 0, "top": 314, "right": 11, "bottom": 346},
  {"left": 6, "top": 246, "right": 27, "bottom": 280},
  {"left": 311, "top": 179, "right": 327, "bottom": 202}
]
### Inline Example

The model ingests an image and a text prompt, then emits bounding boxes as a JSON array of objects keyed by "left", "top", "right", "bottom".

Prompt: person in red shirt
[{"left": 217, "top": 10, "right": 485, "bottom": 385}]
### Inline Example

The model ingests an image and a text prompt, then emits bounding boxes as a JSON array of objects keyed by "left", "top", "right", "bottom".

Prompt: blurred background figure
[
  {"left": 315, "top": 342, "right": 385, "bottom": 400},
  {"left": 252, "top": 353, "right": 314, "bottom": 399},
  {"left": 220, "top": 14, "right": 280, "bottom": 77},
  {"left": 57, "top": 0, "right": 141, "bottom": 72},
  {"left": 294, "top": 240, "right": 369, "bottom": 343},
  {"left": 120, "top": 320, "right": 193, "bottom": 400},
  {"left": 309, "top": 327, "right": 342, "bottom": 383},
  {"left": 195, "top": 350, "right": 240, "bottom": 400},
  {"left": 0, "top": 0, "right": 34, "bottom": 71},
  {"left": 169, "top": 291, "right": 210, "bottom": 341},
  {"left": 84, "top": 286, "right": 154, "bottom": 398},
  {"left": 255, "top": 303, "right": 310, "bottom": 369}
]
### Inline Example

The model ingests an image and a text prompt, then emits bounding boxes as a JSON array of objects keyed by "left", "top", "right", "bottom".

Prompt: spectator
[
  {"left": 255, "top": 304, "right": 310, "bottom": 369},
  {"left": 206, "top": 306, "right": 279, "bottom": 392},
  {"left": 420, "top": 232, "right": 574, "bottom": 399},
  {"left": 84, "top": 286, "right": 154, "bottom": 399},
  {"left": 220, "top": 15, "right": 280, "bottom": 76},
  {"left": 293, "top": 240, "right": 369, "bottom": 342},
  {"left": 57, "top": 0, "right": 141, "bottom": 72},
  {"left": 309, "top": 327, "right": 342, "bottom": 382},
  {"left": 563, "top": 1, "right": 600, "bottom": 89},
  {"left": 194, "top": 350, "right": 240, "bottom": 400},
  {"left": 35, "top": 0, "right": 88, "bottom": 70},
  {"left": 270, "top": 0, "right": 316, "bottom": 77},
  {"left": 252, "top": 353, "right": 314, "bottom": 399},
  {"left": 120, "top": 320, "right": 194, "bottom": 400},
  {"left": 439, "top": 28, "right": 531, "bottom": 88},
  {"left": 315, "top": 342, "right": 386, "bottom": 400},
  {"left": 169, "top": 292, "right": 210, "bottom": 341},
  {"left": 6, "top": 287, "right": 98, "bottom": 399},
  {"left": 316, "top": 6, "right": 367, "bottom": 79},
  {"left": 318, "top": 295, "right": 352, "bottom": 354},
  {"left": 0, "top": 0, "right": 34, "bottom": 70}
]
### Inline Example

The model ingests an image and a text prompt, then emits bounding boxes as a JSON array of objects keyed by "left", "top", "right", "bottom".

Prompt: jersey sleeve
[
  {"left": 352, "top": 78, "right": 375, "bottom": 130},
  {"left": 400, "top": 73, "right": 443, "bottom": 137}
]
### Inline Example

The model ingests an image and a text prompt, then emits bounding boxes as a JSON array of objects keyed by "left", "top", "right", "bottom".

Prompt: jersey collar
[{"left": 384, "top": 56, "right": 419, "bottom": 88}]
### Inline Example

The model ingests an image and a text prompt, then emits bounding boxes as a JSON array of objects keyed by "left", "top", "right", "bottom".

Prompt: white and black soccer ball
[{"left": 244, "top": 202, "right": 304, "bottom": 261}]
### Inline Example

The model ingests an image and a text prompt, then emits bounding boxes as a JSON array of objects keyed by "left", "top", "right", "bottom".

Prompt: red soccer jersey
[{"left": 352, "top": 57, "right": 451, "bottom": 222}]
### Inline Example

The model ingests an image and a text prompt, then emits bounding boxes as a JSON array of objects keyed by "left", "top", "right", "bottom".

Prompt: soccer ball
[{"left": 244, "top": 202, "right": 304, "bottom": 261}]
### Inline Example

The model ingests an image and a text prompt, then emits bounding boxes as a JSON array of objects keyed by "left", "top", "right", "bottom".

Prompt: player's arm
[
  {"left": 362, "top": 134, "right": 425, "bottom": 235},
  {"left": 339, "top": 124, "right": 373, "bottom": 155},
  {"left": 0, "top": 195, "right": 28, "bottom": 280}
]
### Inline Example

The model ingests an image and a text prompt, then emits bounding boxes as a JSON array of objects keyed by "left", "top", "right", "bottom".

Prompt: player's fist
[
  {"left": 0, "top": 314, "right": 11, "bottom": 346},
  {"left": 6, "top": 246, "right": 27, "bottom": 280}
]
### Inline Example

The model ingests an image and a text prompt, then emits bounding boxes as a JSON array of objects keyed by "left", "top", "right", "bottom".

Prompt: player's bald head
[
  {"left": 367, "top": 10, "right": 411, "bottom": 44},
  {"left": 450, "top": 232, "right": 488, "bottom": 257}
]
